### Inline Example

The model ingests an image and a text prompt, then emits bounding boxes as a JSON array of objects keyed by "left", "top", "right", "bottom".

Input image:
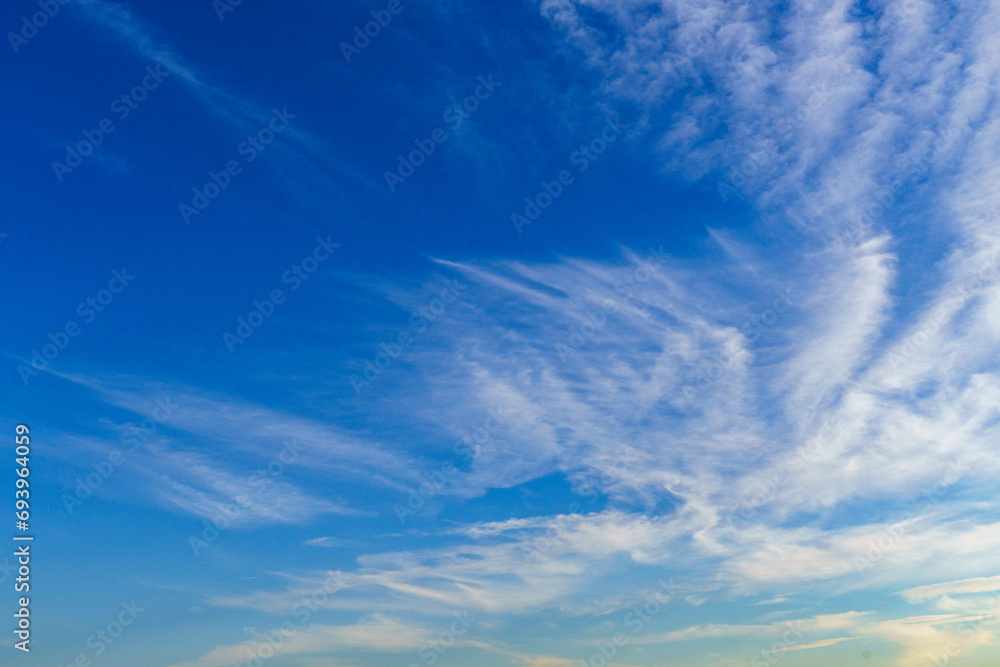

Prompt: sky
[{"left": 2, "top": 0, "right": 1000, "bottom": 665}]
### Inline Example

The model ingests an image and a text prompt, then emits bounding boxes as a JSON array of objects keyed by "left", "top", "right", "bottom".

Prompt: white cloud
[
  {"left": 770, "top": 636, "right": 859, "bottom": 653},
  {"left": 167, "top": 615, "right": 440, "bottom": 667},
  {"left": 864, "top": 612, "right": 999, "bottom": 667},
  {"left": 50, "top": 0, "right": 1000, "bottom": 664},
  {"left": 902, "top": 576, "right": 1000, "bottom": 603}
]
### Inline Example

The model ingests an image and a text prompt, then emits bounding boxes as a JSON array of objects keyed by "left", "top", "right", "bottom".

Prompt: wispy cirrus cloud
[
  {"left": 55, "top": 0, "right": 1000, "bottom": 665},
  {"left": 166, "top": 614, "right": 440, "bottom": 667},
  {"left": 43, "top": 371, "right": 424, "bottom": 523},
  {"left": 68, "top": 0, "right": 371, "bottom": 193},
  {"left": 902, "top": 576, "right": 1000, "bottom": 603}
]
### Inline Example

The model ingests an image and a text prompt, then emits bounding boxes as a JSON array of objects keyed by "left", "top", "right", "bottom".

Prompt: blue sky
[{"left": 3, "top": 0, "right": 1000, "bottom": 665}]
